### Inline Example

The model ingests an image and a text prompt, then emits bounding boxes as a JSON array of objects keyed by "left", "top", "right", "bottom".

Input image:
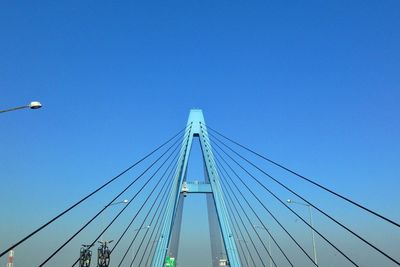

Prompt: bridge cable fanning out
[
  {"left": 207, "top": 139, "right": 317, "bottom": 266},
  {"left": 140, "top": 137, "right": 194, "bottom": 267},
  {"left": 218, "top": 163, "right": 282, "bottom": 267},
  {"left": 113, "top": 129, "right": 189, "bottom": 257},
  {"left": 136, "top": 192, "right": 169, "bottom": 267},
  {"left": 223, "top": 177, "right": 270, "bottom": 267},
  {"left": 214, "top": 150, "right": 293, "bottom": 267},
  {"left": 142, "top": 189, "right": 172, "bottom": 267},
  {"left": 127, "top": 172, "right": 173, "bottom": 267},
  {"left": 206, "top": 125, "right": 400, "bottom": 229},
  {"left": 206, "top": 125, "right": 400, "bottom": 266},
  {"left": 203, "top": 139, "right": 278, "bottom": 267},
  {"left": 119, "top": 128, "right": 192, "bottom": 267},
  {"left": 129, "top": 131, "right": 193, "bottom": 267},
  {"left": 135, "top": 146, "right": 186, "bottom": 267},
  {"left": 213, "top": 137, "right": 362, "bottom": 267},
  {"left": 115, "top": 146, "right": 182, "bottom": 267},
  {"left": 202, "top": 127, "right": 322, "bottom": 266},
  {"left": 68, "top": 131, "right": 189, "bottom": 267},
  {"left": 223, "top": 189, "right": 254, "bottom": 267},
  {"left": 44, "top": 133, "right": 182, "bottom": 267},
  {"left": 126, "top": 150, "right": 180, "bottom": 267},
  {"left": 0, "top": 125, "right": 191, "bottom": 260}
]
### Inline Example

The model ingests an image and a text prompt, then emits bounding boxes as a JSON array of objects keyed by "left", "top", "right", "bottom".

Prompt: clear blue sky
[{"left": 1, "top": 1, "right": 399, "bottom": 266}]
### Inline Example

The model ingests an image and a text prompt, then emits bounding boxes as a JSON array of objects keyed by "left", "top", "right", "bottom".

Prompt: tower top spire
[{"left": 187, "top": 109, "right": 205, "bottom": 134}]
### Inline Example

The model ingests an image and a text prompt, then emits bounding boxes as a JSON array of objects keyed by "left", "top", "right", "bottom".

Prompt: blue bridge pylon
[{"left": 151, "top": 109, "right": 241, "bottom": 267}]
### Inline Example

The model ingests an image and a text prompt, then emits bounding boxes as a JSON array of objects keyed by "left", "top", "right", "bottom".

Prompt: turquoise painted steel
[
  {"left": 151, "top": 110, "right": 241, "bottom": 267},
  {"left": 185, "top": 181, "right": 212, "bottom": 193}
]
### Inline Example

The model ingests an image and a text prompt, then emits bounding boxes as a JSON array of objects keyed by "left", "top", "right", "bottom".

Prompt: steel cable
[
  {"left": 215, "top": 154, "right": 290, "bottom": 267},
  {"left": 218, "top": 164, "right": 280, "bottom": 267},
  {"left": 223, "top": 180, "right": 267, "bottom": 267},
  {"left": 212, "top": 139, "right": 360, "bottom": 266},
  {"left": 210, "top": 131, "right": 400, "bottom": 266},
  {"left": 67, "top": 136, "right": 183, "bottom": 267},
  {"left": 206, "top": 125, "right": 400, "bottom": 229},
  {"left": 0, "top": 126, "right": 189, "bottom": 259},
  {"left": 211, "top": 145, "right": 319, "bottom": 267},
  {"left": 116, "top": 148, "right": 180, "bottom": 267}
]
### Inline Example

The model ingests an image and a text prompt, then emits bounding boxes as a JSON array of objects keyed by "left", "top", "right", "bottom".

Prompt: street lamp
[
  {"left": 287, "top": 199, "right": 318, "bottom": 265},
  {"left": 106, "top": 199, "right": 129, "bottom": 207},
  {"left": 253, "top": 225, "right": 272, "bottom": 267},
  {"left": 135, "top": 225, "right": 150, "bottom": 231},
  {"left": 0, "top": 101, "right": 42, "bottom": 113},
  {"left": 101, "top": 199, "right": 129, "bottom": 241}
]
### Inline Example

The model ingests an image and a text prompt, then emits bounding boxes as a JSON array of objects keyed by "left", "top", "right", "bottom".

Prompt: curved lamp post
[
  {"left": 0, "top": 101, "right": 42, "bottom": 113},
  {"left": 106, "top": 199, "right": 129, "bottom": 207},
  {"left": 101, "top": 199, "right": 129, "bottom": 241}
]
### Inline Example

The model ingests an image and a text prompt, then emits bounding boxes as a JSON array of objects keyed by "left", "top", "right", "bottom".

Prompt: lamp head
[{"left": 29, "top": 101, "right": 42, "bottom": 109}]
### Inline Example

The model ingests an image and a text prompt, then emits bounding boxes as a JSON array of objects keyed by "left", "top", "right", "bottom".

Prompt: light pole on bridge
[
  {"left": 287, "top": 199, "right": 318, "bottom": 265},
  {"left": 105, "top": 199, "right": 129, "bottom": 207},
  {"left": 101, "top": 199, "right": 129, "bottom": 241},
  {"left": 0, "top": 101, "right": 42, "bottom": 113}
]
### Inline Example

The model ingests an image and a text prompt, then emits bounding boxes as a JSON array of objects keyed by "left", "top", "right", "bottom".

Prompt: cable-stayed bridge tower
[
  {"left": 151, "top": 109, "right": 241, "bottom": 267},
  {"left": 1, "top": 109, "right": 399, "bottom": 267}
]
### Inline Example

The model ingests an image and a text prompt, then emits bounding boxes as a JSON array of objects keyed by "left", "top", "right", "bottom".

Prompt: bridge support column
[{"left": 151, "top": 109, "right": 241, "bottom": 267}]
